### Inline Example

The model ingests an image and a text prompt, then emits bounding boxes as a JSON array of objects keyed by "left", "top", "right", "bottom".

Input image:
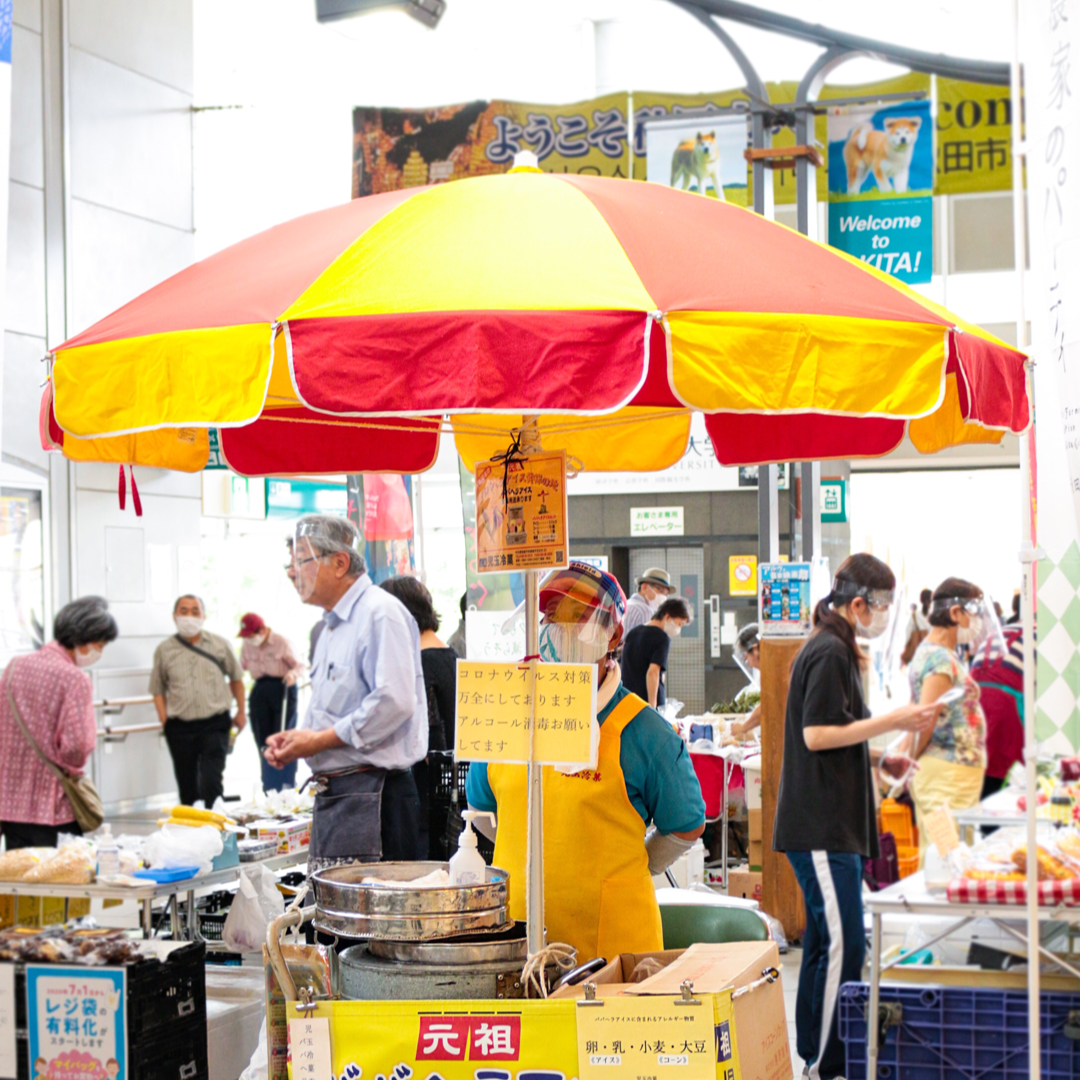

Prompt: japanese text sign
[
  {"left": 476, "top": 451, "right": 568, "bottom": 574},
  {"left": 575, "top": 996, "right": 716, "bottom": 1080},
  {"left": 317, "top": 999, "right": 580, "bottom": 1080},
  {"left": 455, "top": 661, "right": 596, "bottom": 768},
  {"left": 289, "top": 1017, "right": 332, "bottom": 1080},
  {"left": 631, "top": 507, "right": 685, "bottom": 537},
  {"left": 728, "top": 556, "right": 757, "bottom": 597},
  {"left": 759, "top": 563, "right": 812, "bottom": 637},
  {"left": 26, "top": 966, "right": 126, "bottom": 1080}
]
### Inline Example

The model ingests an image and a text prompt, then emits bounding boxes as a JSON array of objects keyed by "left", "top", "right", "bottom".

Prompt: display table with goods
[
  {"left": 39, "top": 161, "right": 1031, "bottom": 1080},
  {"left": 0, "top": 806, "right": 310, "bottom": 940}
]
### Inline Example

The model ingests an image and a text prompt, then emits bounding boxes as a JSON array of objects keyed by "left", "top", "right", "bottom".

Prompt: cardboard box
[
  {"left": 253, "top": 817, "right": 310, "bottom": 855},
  {"left": 553, "top": 943, "right": 791, "bottom": 1080},
  {"left": 748, "top": 839, "right": 764, "bottom": 870},
  {"left": 727, "top": 868, "right": 763, "bottom": 903},
  {"left": 748, "top": 807, "right": 762, "bottom": 842},
  {"left": 628, "top": 942, "right": 791, "bottom": 1080}
]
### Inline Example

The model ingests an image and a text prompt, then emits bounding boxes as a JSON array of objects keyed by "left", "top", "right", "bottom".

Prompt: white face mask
[
  {"left": 957, "top": 615, "right": 983, "bottom": 645},
  {"left": 855, "top": 606, "right": 891, "bottom": 640},
  {"left": 663, "top": 621, "right": 682, "bottom": 639},
  {"left": 74, "top": 645, "right": 102, "bottom": 669},
  {"left": 175, "top": 615, "right": 205, "bottom": 637},
  {"left": 539, "top": 622, "right": 610, "bottom": 665},
  {"left": 647, "top": 591, "right": 665, "bottom": 613}
]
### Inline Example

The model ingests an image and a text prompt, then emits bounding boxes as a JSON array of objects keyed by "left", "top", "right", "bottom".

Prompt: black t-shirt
[
  {"left": 621, "top": 625, "right": 671, "bottom": 706},
  {"left": 421, "top": 647, "right": 458, "bottom": 752},
  {"left": 773, "top": 631, "right": 879, "bottom": 859}
]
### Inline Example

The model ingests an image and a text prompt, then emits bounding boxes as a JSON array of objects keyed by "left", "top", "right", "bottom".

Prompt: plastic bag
[
  {"left": 142, "top": 823, "right": 223, "bottom": 874},
  {"left": 0, "top": 847, "right": 56, "bottom": 881},
  {"left": 23, "top": 846, "right": 95, "bottom": 885},
  {"left": 222, "top": 865, "right": 285, "bottom": 953},
  {"left": 239, "top": 1014, "right": 268, "bottom": 1080}
]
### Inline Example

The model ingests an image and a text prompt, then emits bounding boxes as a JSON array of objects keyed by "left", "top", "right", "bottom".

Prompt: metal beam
[{"left": 678, "top": 0, "right": 1011, "bottom": 85}]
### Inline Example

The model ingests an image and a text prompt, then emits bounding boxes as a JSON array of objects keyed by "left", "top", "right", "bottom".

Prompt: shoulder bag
[
  {"left": 6, "top": 666, "right": 104, "bottom": 833},
  {"left": 174, "top": 633, "right": 229, "bottom": 676}
]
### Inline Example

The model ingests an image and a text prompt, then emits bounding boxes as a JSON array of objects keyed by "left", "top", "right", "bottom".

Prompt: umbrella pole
[{"left": 519, "top": 416, "right": 546, "bottom": 957}]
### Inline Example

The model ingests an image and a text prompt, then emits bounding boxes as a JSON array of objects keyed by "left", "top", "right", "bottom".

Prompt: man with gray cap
[
  {"left": 264, "top": 514, "right": 427, "bottom": 868},
  {"left": 623, "top": 567, "right": 673, "bottom": 634}
]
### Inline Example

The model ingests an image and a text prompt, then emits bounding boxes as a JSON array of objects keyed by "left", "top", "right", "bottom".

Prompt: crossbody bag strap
[
  {"left": 5, "top": 662, "right": 69, "bottom": 782},
  {"left": 174, "top": 634, "right": 229, "bottom": 676}
]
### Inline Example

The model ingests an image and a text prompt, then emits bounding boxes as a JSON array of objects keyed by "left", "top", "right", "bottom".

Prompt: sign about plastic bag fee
[
  {"left": 26, "top": 966, "right": 126, "bottom": 1080},
  {"left": 455, "top": 661, "right": 596, "bottom": 767},
  {"left": 475, "top": 451, "right": 568, "bottom": 574}
]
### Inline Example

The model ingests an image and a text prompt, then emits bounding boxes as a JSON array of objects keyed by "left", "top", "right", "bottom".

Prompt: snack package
[
  {"left": 0, "top": 847, "right": 56, "bottom": 881},
  {"left": 23, "top": 845, "right": 95, "bottom": 885}
]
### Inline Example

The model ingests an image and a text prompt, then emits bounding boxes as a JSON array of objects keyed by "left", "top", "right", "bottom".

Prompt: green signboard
[{"left": 821, "top": 478, "right": 847, "bottom": 524}]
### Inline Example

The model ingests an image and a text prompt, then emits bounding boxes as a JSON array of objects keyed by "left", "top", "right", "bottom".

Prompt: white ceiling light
[{"left": 314, "top": 0, "right": 446, "bottom": 29}]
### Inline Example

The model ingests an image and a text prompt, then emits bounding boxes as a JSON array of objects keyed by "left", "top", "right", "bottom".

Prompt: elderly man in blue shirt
[{"left": 265, "top": 515, "right": 428, "bottom": 868}]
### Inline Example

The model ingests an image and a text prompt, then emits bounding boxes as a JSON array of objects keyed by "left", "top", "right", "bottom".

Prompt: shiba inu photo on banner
[
  {"left": 827, "top": 99, "right": 932, "bottom": 199},
  {"left": 644, "top": 114, "right": 749, "bottom": 204}
]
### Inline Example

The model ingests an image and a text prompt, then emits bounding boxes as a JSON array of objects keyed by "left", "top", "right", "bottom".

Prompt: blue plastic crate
[{"left": 839, "top": 981, "right": 1080, "bottom": 1080}]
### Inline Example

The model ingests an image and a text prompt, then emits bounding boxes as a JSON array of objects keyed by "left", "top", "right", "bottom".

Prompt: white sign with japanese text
[
  {"left": 289, "top": 1017, "right": 332, "bottom": 1080},
  {"left": 631, "top": 506, "right": 685, "bottom": 537}
]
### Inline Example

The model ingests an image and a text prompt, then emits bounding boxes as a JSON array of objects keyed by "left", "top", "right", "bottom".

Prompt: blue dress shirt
[{"left": 303, "top": 574, "right": 428, "bottom": 774}]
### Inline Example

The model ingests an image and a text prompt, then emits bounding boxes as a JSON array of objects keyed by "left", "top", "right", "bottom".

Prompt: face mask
[
  {"left": 74, "top": 646, "right": 102, "bottom": 669},
  {"left": 663, "top": 621, "right": 681, "bottom": 639},
  {"left": 648, "top": 592, "right": 664, "bottom": 613},
  {"left": 957, "top": 615, "right": 983, "bottom": 645},
  {"left": 175, "top": 615, "right": 205, "bottom": 637},
  {"left": 855, "top": 606, "right": 891, "bottom": 640},
  {"left": 255, "top": 631, "right": 270, "bottom": 647},
  {"left": 539, "top": 623, "right": 610, "bottom": 665}
]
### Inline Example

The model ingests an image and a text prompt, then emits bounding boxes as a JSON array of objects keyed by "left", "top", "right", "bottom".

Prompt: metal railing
[{"left": 92, "top": 694, "right": 160, "bottom": 741}]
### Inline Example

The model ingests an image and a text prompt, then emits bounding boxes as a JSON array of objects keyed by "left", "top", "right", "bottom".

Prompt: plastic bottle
[
  {"left": 450, "top": 810, "right": 496, "bottom": 886},
  {"left": 96, "top": 823, "right": 120, "bottom": 877}
]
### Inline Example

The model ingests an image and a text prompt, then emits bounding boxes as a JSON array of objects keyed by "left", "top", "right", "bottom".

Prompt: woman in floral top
[{"left": 907, "top": 577, "right": 989, "bottom": 857}]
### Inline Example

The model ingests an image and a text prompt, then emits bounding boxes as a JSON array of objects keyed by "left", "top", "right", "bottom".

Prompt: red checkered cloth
[{"left": 946, "top": 877, "right": 1080, "bottom": 905}]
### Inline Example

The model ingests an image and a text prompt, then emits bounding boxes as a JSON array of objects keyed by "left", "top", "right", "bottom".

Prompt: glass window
[
  {"left": 950, "top": 191, "right": 1028, "bottom": 273},
  {"left": 0, "top": 488, "right": 45, "bottom": 661}
]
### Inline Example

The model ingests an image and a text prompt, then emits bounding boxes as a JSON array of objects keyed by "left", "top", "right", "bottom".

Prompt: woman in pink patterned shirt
[{"left": 0, "top": 596, "right": 118, "bottom": 849}]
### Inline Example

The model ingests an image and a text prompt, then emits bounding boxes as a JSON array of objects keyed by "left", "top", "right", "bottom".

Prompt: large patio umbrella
[
  {"left": 42, "top": 167, "right": 1030, "bottom": 961},
  {"left": 44, "top": 168, "right": 1028, "bottom": 477}
]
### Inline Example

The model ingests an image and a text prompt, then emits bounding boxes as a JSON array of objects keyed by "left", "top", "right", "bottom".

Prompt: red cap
[{"left": 238, "top": 613, "right": 265, "bottom": 638}]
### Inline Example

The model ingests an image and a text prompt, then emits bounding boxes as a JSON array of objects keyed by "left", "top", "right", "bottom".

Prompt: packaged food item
[
  {"left": 1011, "top": 844, "right": 1079, "bottom": 881},
  {"left": 963, "top": 868, "right": 1026, "bottom": 882},
  {"left": 0, "top": 847, "right": 56, "bottom": 881},
  {"left": 22, "top": 845, "right": 95, "bottom": 885}
]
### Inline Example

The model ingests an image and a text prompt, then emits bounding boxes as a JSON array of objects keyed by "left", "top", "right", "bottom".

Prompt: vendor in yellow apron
[{"left": 465, "top": 562, "right": 707, "bottom": 962}]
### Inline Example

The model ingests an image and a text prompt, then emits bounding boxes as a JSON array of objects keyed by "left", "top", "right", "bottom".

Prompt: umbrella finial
[{"left": 509, "top": 149, "right": 541, "bottom": 174}]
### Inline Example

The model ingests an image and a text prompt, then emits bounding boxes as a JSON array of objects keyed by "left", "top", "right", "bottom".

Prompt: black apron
[{"left": 308, "top": 768, "right": 386, "bottom": 871}]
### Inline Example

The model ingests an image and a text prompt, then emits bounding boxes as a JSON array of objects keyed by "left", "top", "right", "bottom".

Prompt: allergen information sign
[
  {"left": 758, "top": 562, "right": 812, "bottom": 636},
  {"left": 475, "top": 450, "right": 568, "bottom": 573},
  {"left": 26, "top": 965, "right": 126, "bottom": 1080},
  {"left": 575, "top": 995, "right": 716, "bottom": 1080},
  {"left": 455, "top": 660, "right": 596, "bottom": 767}
]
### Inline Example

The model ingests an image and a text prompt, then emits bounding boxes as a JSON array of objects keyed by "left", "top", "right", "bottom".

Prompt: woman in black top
[
  {"left": 380, "top": 576, "right": 459, "bottom": 859},
  {"left": 773, "top": 554, "right": 941, "bottom": 1080}
]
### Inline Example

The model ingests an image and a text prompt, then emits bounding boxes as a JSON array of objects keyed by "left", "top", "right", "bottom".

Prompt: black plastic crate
[
  {"left": 197, "top": 912, "right": 228, "bottom": 942},
  {"left": 127, "top": 942, "right": 206, "bottom": 1039},
  {"left": 129, "top": 1014, "right": 207, "bottom": 1080}
]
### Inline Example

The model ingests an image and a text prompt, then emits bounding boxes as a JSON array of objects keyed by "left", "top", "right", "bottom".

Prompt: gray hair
[
  {"left": 296, "top": 515, "right": 365, "bottom": 577},
  {"left": 173, "top": 594, "right": 206, "bottom": 615},
  {"left": 54, "top": 596, "right": 119, "bottom": 649}
]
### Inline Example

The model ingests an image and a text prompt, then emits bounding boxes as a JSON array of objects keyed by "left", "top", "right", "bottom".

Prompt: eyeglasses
[{"left": 295, "top": 556, "right": 320, "bottom": 568}]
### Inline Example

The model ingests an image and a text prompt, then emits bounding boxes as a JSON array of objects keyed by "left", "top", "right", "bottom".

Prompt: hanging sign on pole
[{"left": 476, "top": 450, "right": 568, "bottom": 573}]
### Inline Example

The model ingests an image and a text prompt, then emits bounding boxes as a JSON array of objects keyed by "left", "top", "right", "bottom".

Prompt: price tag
[
  {"left": 289, "top": 1017, "right": 332, "bottom": 1080},
  {"left": 923, "top": 806, "right": 960, "bottom": 857},
  {"left": 576, "top": 995, "right": 715, "bottom": 1080},
  {"left": 0, "top": 963, "right": 15, "bottom": 1080}
]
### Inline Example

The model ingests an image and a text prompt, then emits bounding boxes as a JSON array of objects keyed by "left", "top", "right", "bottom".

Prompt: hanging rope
[{"left": 521, "top": 941, "right": 578, "bottom": 999}]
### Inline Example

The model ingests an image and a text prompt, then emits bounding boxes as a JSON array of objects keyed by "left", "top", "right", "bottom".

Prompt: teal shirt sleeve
[
  {"left": 619, "top": 697, "right": 706, "bottom": 834},
  {"left": 465, "top": 761, "right": 497, "bottom": 813}
]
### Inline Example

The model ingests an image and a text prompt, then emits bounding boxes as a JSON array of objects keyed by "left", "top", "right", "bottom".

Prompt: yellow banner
[
  {"left": 934, "top": 78, "right": 1013, "bottom": 194},
  {"left": 455, "top": 660, "right": 596, "bottom": 766},
  {"left": 314, "top": 999, "right": 581, "bottom": 1080}
]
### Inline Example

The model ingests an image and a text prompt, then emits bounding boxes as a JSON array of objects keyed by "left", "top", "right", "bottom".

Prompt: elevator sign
[{"left": 820, "top": 478, "right": 847, "bottom": 523}]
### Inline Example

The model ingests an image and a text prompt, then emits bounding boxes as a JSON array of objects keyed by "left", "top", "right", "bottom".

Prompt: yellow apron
[{"left": 488, "top": 691, "right": 664, "bottom": 962}]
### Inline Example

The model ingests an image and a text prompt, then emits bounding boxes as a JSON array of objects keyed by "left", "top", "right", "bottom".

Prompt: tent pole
[
  {"left": 519, "top": 416, "right": 546, "bottom": 958},
  {"left": 1009, "top": 5, "right": 1039, "bottom": 1075}
]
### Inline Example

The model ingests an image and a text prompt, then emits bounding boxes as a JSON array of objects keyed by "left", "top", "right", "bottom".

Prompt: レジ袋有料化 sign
[
  {"left": 475, "top": 451, "right": 568, "bottom": 574},
  {"left": 454, "top": 660, "right": 597, "bottom": 768}
]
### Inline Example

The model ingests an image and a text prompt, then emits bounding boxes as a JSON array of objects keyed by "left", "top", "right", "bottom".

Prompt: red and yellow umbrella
[{"left": 44, "top": 169, "right": 1029, "bottom": 476}]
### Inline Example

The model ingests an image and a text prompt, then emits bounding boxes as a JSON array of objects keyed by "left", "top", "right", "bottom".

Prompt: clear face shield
[
  {"left": 830, "top": 578, "right": 897, "bottom": 641},
  {"left": 292, "top": 518, "right": 359, "bottom": 603},
  {"left": 935, "top": 594, "right": 1006, "bottom": 660},
  {"left": 733, "top": 624, "right": 761, "bottom": 687},
  {"left": 536, "top": 563, "right": 626, "bottom": 668}
]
